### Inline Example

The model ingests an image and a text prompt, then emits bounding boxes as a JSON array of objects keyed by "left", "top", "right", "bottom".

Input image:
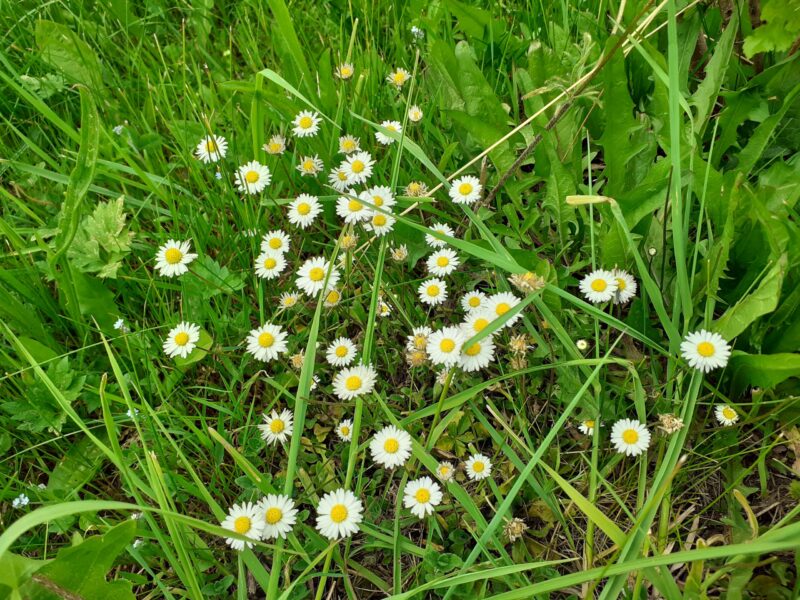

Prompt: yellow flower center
[
  {"left": 722, "top": 407, "right": 736, "bottom": 420},
  {"left": 373, "top": 214, "right": 387, "bottom": 227},
  {"left": 393, "top": 72, "right": 406, "bottom": 84},
  {"left": 265, "top": 507, "right": 282, "bottom": 525},
  {"left": 436, "top": 256, "right": 449, "bottom": 267},
  {"left": 348, "top": 199, "right": 363, "bottom": 212},
  {"left": 174, "top": 332, "right": 190, "bottom": 346},
  {"left": 330, "top": 504, "right": 348, "bottom": 523},
  {"left": 473, "top": 318, "right": 488, "bottom": 332},
  {"left": 341, "top": 67, "right": 352, "bottom": 77},
  {"left": 469, "top": 296, "right": 481, "bottom": 307},
  {"left": 326, "top": 289, "right": 340, "bottom": 304},
  {"left": 258, "top": 332, "right": 275, "bottom": 348},
  {"left": 622, "top": 429, "right": 639, "bottom": 444},
  {"left": 351, "top": 160, "right": 364, "bottom": 174},
  {"left": 342, "top": 139, "right": 355, "bottom": 150},
  {"left": 268, "top": 142, "right": 282, "bottom": 153},
  {"left": 415, "top": 488, "right": 431, "bottom": 503},
  {"left": 282, "top": 296, "right": 297, "bottom": 307},
  {"left": 373, "top": 195, "right": 384, "bottom": 207},
  {"left": 164, "top": 247, "right": 183, "bottom": 264},
  {"left": 413, "top": 335, "right": 427, "bottom": 350},
  {"left": 496, "top": 302, "right": 510, "bottom": 316},
  {"left": 439, "top": 466, "right": 450, "bottom": 476},
  {"left": 590, "top": 279, "right": 607, "bottom": 292},
  {"left": 206, "top": 140, "right": 217, "bottom": 152},
  {"left": 616, "top": 278, "right": 626, "bottom": 291},
  {"left": 409, "top": 183, "right": 421, "bottom": 193},
  {"left": 386, "top": 124, "right": 397, "bottom": 132},
  {"left": 268, "top": 237, "right": 282, "bottom": 250},
  {"left": 340, "top": 425, "right": 350, "bottom": 436},
  {"left": 233, "top": 516, "right": 251, "bottom": 534},
  {"left": 245, "top": 170, "right": 260, "bottom": 184},
  {"left": 303, "top": 160, "right": 314, "bottom": 171},
  {"left": 335, "top": 345, "right": 348, "bottom": 357},
  {"left": 345, "top": 375, "right": 362, "bottom": 391},
  {"left": 337, "top": 170, "right": 348, "bottom": 181},
  {"left": 269, "top": 419, "right": 285, "bottom": 434},
  {"left": 439, "top": 339, "right": 455, "bottom": 353},
  {"left": 299, "top": 116, "right": 313, "bottom": 129},
  {"left": 264, "top": 257, "right": 277, "bottom": 269},
  {"left": 309, "top": 267, "right": 325, "bottom": 281},
  {"left": 464, "top": 343, "right": 481, "bottom": 357},
  {"left": 472, "top": 461, "right": 485, "bottom": 473},
  {"left": 297, "top": 203, "right": 311, "bottom": 215},
  {"left": 426, "top": 285, "right": 440, "bottom": 297},
  {"left": 697, "top": 341, "right": 715, "bottom": 357},
  {"left": 584, "top": 420, "right": 595, "bottom": 428},
  {"left": 384, "top": 438, "right": 399, "bottom": 453},
  {"left": 458, "top": 183, "right": 473, "bottom": 195}
]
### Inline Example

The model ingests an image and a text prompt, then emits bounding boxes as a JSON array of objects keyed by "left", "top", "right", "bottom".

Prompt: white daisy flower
[
  {"left": 387, "top": 67, "right": 411, "bottom": 87},
  {"left": 342, "top": 151, "right": 375, "bottom": 185},
  {"left": 324, "top": 288, "right": 343, "bottom": 307},
  {"left": 449, "top": 176, "right": 481, "bottom": 205},
  {"left": 427, "top": 326, "right": 467, "bottom": 367},
  {"left": 295, "top": 256, "right": 340, "bottom": 297},
  {"left": 336, "top": 192, "right": 371, "bottom": 224},
  {"left": 257, "top": 494, "right": 298, "bottom": 540},
  {"left": 426, "top": 249, "right": 460, "bottom": 277},
  {"left": 263, "top": 134, "right": 287, "bottom": 155},
  {"left": 407, "top": 105, "right": 423, "bottom": 123},
  {"left": 288, "top": 194, "right": 322, "bottom": 229},
  {"left": 680, "top": 330, "right": 731, "bottom": 373},
  {"left": 363, "top": 211, "right": 396, "bottom": 236},
  {"left": 194, "top": 134, "right": 227, "bottom": 163},
  {"left": 486, "top": 292, "right": 523, "bottom": 327},
  {"left": 610, "top": 419, "right": 651, "bottom": 456},
  {"left": 235, "top": 160, "right": 272, "bottom": 194},
  {"left": 612, "top": 269, "right": 638, "bottom": 304},
  {"left": 459, "top": 337, "right": 496, "bottom": 372},
  {"left": 578, "top": 419, "right": 597, "bottom": 435},
  {"left": 418, "top": 278, "right": 447, "bottom": 306},
  {"left": 245, "top": 323, "right": 289, "bottom": 362},
  {"left": 375, "top": 120, "right": 402, "bottom": 145},
  {"left": 315, "top": 488, "right": 363, "bottom": 540},
  {"left": 461, "top": 290, "right": 488, "bottom": 313},
  {"left": 378, "top": 299, "right": 392, "bottom": 317},
  {"left": 336, "top": 418, "right": 353, "bottom": 442},
  {"left": 461, "top": 311, "right": 492, "bottom": 337},
  {"left": 279, "top": 291, "right": 301, "bottom": 309},
  {"left": 221, "top": 502, "right": 264, "bottom": 551},
  {"left": 332, "top": 364, "right": 377, "bottom": 400},
  {"left": 465, "top": 453, "right": 492, "bottom": 481},
  {"left": 155, "top": 239, "right": 197, "bottom": 277},
  {"left": 579, "top": 269, "right": 618, "bottom": 304},
  {"left": 326, "top": 337, "right": 357, "bottom": 367},
  {"left": 360, "top": 186, "right": 396, "bottom": 211},
  {"left": 259, "top": 408, "right": 294, "bottom": 445},
  {"left": 436, "top": 462, "right": 455, "bottom": 482},
  {"left": 292, "top": 110, "right": 321, "bottom": 137},
  {"left": 406, "top": 326, "right": 433, "bottom": 352},
  {"left": 296, "top": 154, "right": 323, "bottom": 177},
  {"left": 255, "top": 251, "right": 287, "bottom": 279},
  {"left": 369, "top": 425, "right": 412, "bottom": 469},
  {"left": 163, "top": 322, "right": 201, "bottom": 359},
  {"left": 261, "top": 230, "right": 290, "bottom": 254},
  {"left": 339, "top": 134, "right": 360, "bottom": 154},
  {"left": 425, "top": 222, "right": 455, "bottom": 248},
  {"left": 404, "top": 477, "right": 442, "bottom": 518},
  {"left": 335, "top": 63, "right": 355, "bottom": 80},
  {"left": 328, "top": 166, "right": 351, "bottom": 192},
  {"left": 715, "top": 404, "right": 739, "bottom": 426}
]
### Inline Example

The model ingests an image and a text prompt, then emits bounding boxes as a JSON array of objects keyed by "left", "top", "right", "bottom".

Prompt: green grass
[{"left": 1, "top": 0, "right": 800, "bottom": 598}]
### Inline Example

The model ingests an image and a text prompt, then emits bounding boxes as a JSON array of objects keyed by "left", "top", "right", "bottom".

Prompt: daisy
[
  {"left": 296, "top": 155, "right": 323, "bottom": 177},
  {"left": 427, "top": 326, "right": 467, "bottom": 367},
  {"left": 195, "top": 134, "right": 227, "bottom": 163},
  {"left": 610, "top": 419, "right": 651, "bottom": 457},
  {"left": 342, "top": 151, "right": 375, "bottom": 185},
  {"left": 459, "top": 337, "right": 496, "bottom": 372},
  {"left": 461, "top": 290, "right": 488, "bottom": 313},
  {"left": 579, "top": 269, "right": 619, "bottom": 304},
  {"left": 288, "top": 194, "right": 322, "bottom": 229},
  {"left": 332, "top": 364, "right": 377, "bottom": 400},
  {"left": 425, "top": 223, "right": 455, "bottom": 248},
  {"left": 578, "top": 419, "right": 597, "bottom": 435},
  {"left": 680, "top": 330, "right": 731, "bottom": 373},
  {"left": 336, "top": 418, "right": 353, "bottom": 442},
  {"left": 245, "top": 323, "right": 289, "bottom": 362},
  {"left": 363, "top": 211, "right": 396, "bottom": 236},
  {"left": 335, "top": 63, "right": 355, "bottom": 80},
  {"left": 328, "top": 166, "right": 351, "bottom": 192},
  {"left": 449, "top": 175, "right": 481, "bottom": 204},
  {"left": 370, "top": 425, "right": 412, "bottom": 469},
  {"left": 336, "top": 192, "right": 371, "bottom": 224},
  {"left": 462, "top": 311, "right": 492, "bottom": 337},
  {"left": 163, "top": 322, "right": 201, "bottom": 359},
  {"left": 235, "top": 160, "right": 271, "bottom": 194},
  {"left": 436, "top": 462, "right": 455, "bottom": 482},
  {"left": 259, "top": 408, "right": 294, "bottom": 445},
  {"left": 404, "top": 477, "right": 443, "bottom": 518},
  {"left": 326, "top": 337, "right": 357, "bottom": 367},
  {"left": 292, "top": 110, "right": 321, "bottom": 137},
  {"left": 378, "top": 300, "right": 392, "bottom": 317},
  {"left": 261, "top": 230, "right": 291, "bottom": 254},
  {"left": 361, "top": 186, "right": 396, "bottom": 211},
  {"left": 339, "top": 135, "right": 360, "bottom": 154},
  {"left": 155, "top": 239, "right": 197, "bottom": 277},
  {"left": 418, "top": 278, "right": 447, "bottom": 306},
  {"left": 715, "top": 404, "right": 739, "bottom": 426},
  {"left": 263, "top": 134, "right": 286, "bottom": 155},
  {"left": 406, "top": 326, "right": 432, "bottom": 351},
  {"left": 390, "top": 244, "right": 408, "bottom": 261},
  {"left": 315, "top": 488, "right": 363, "bottom": 540},
  {"left": 487, "top": 292, "right": 523, "bottom": 327},
  {"left": 255, "top": 251, "right": 287, "bottom": 279},
  {"left": 426, "top": 249, "right": 460, "bottom": 277},
  {"left": 406, "top": 181, "right": 429, "bottom": 197},
  {"left": 612, "top": 269, "right": 637, "bottom": 304},
  {"left": 221, "top": 502, "right": 264, "bottom": 551},
  {"left": 465, "top": 453, "right": 492, "bottom": 481},
  {"left": 387, "top": 68, "right": 411, "bottom": 87},
  {"left": 376, "top": 120, "right": 402, "bottom": 145},
  {"left": 324, "top": 288, "right": 342, "bottom": 307},
  {"left": 279, "top": 291, "right": 300, "bottom": 309},
  {"left": 407, "top": 105, "right": 423, "bottom": 123},
  {"left": 257, "top": 494, "right": 298, "bottom": 540},
  {"left": 296, "top": 256, "right": 340, "bottom": 297}
]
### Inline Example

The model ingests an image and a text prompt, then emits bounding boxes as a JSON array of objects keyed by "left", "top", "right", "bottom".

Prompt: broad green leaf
[
  {"left": 34, "top": 21, "right": 103, "bottom": 91},
  {"left": 691, "top": 11, "right": 738, "bottom": 129},
  {"left": 48, "top": 434, "right": 108, "bottom": 496},
  {"left": 743, "top": 0, "right": 800, "bottom": 57},
  {"left": 730, "top": 352, "right": 800, "bottom": 392},
  {"left": 68, "top": 197, "right": 135, "bottom": 278}
]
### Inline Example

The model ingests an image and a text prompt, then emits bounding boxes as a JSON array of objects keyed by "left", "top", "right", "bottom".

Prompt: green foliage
[
  {"left": 744, "top": 0, "right": 800, "bottom": 57},
  {"left": 67, "top": 197, "right": 135, "bottom": 278}
]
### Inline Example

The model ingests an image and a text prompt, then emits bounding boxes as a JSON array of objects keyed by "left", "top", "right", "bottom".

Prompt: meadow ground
[{"left": 1, "top": 0, "right": 800, "bottom": 598}]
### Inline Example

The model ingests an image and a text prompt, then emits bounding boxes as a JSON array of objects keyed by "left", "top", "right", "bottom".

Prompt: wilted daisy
[
  {"left": 426, "top": 249, "right": 460, "bottom": 276},
  {"left": 326, "top": 337, "right": 357, "bottom": 367},
  {"left": 579, "top": 269, "right": 618, "bottom": 304},
  {"left": 155, "top": 239, "right": 197, "bottom": 277},
  {"left": 315, "top": 488, "right": 363, "bottom": 540},
  {"left": 328, "top": 166, "right": 351, "bottom": 192},
  {"left": 406, "top": 326, "right": 432, "bottom": 351},
  {"left": 296, "top": 154, "right": 324, "bottom": 177},
  {"left": 427, "top": 326, "right": 467, "bottom": 367},
  {"left": 461, "top": 290, "right": 488, "bottom": 313},
  {"left": 288, "top": 194, "right": 322, "bottom": 229},
  {"left": 407, "top": 105, "right": 423, "bottom": 122},
  {"left": 332, "top": 364, "right": 377, "bottom": 400},
  {"left": 245, "top": 323, "right": 289, "bottom": 362},
  {"left": 336, "top": 419, "right": 353, "bottom": 442},
  {"left": 263, "top": 134, "right": 287, "bottom": 155},
  {"left": 436, "top": 462, "right": 455, "bottom": 482},
  {"left": 578, "top": 419, "right": 597, "bottom": 435},
  {"left": 324, "top": 288, "right": 343, "bottom": 307},
  {"left": 163, "top": 322, "right": 201, "bottom": 359},
  {"left": 296, "top": 256, "right": 340, "bottom": 296},
  {"left": 715, "top": 404, "right": 739, "bottom": 426},
  {"left": 339, "top": 134, "right": 360, "bottom": 154},
  {"left": 261, "top": 230, "right": 291, "bottom": 254},
  {"left": 255, "top": 251, "right": 287, "bottom": 279},
  {"left": 363, "top": 211, "right": 396, "bottom": 236},
  {"left": 406, "top": 348, "right": 428, "bottom": 367},
  {"left": 361, "top": 186, "right": 396, "bottom": 211},
  {"left": 279, "top": 291, "right": 300, "bottom": 309},
  {"left": 465, "top": 453, "right": 492, "bottom": 481},
  {"left": 342, "top": 151, "right": 375, "bottom": 185},
  {"left": 370, "top": 425, "right": 412, "bottom": 468},
  {"left": 610, "top": 419, "right": 651, "bottom": 457},
  {"left": 387, "top": 67, "right": 411, "bottom": 87},
  {"left": 418, "top": 278, "right": 448, "bottom": 306},
  {"left": 449, "top": 175, "right": 482, "bottom": 204},
  {"left": 390, "top": 244, "right": 408, "bottom": 261},
  {"left": 404, "top": 477, "right": 442, "bottom": 518},
  {"left": 257, "top": 494, "right": 298, "bottom": 540},
  {"left": 221, "top": 502, "right": 264, "bottom": 551},
  {"left": 459, "top": 337, "right": 496, "bottom": 372},
  {"left": 487, "top": 292, "right": 523, "bottom": 327},
  {"left": 425, "top": 223, "right": 455, "bottom": 247},
  {"left": 195, "top": 134, "right": 227, "bottom": 163},
  {"left": 406, "top": 181, "right": 429, "bottom": 197},
  {"left": 235, "top": 160, "right": 271, "bottom": 194},
  {"left": 292, "top": 110, "right": 321, "bottom": 137},
  {"left": 376, "top": 120, "right": 402, "bottom": 145},
  {"left": 611, "top": 269, "right": 637, "bottom": 304},
  {"left": 336, "top": 192, "right": 370, "bottom": 224},
  {"left": 335, "top": 63, "right": 355, "bottom": 80},
  {"left": 259, "top": 408, "right": 294, "bottom": 445},
  {"left": 680, "top": 330, "right": 731, "bottom": 373}
]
